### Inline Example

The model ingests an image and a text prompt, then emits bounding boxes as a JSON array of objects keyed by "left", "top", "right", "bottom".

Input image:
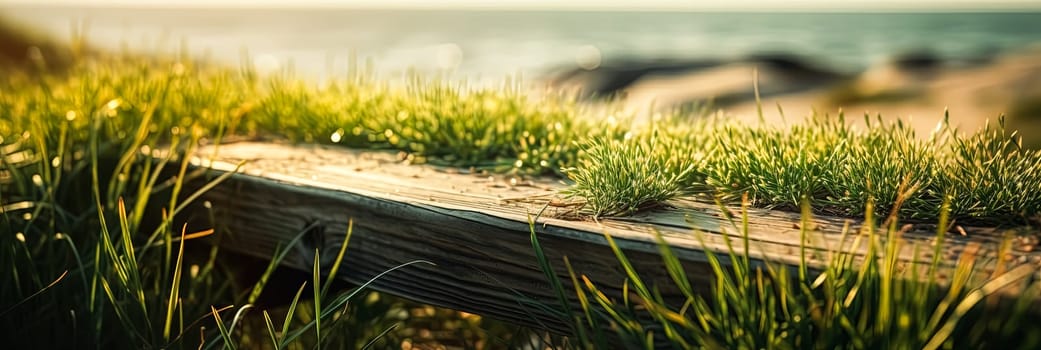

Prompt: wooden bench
[{"left": 178, "top": 141, "right": 1041, "bottom": 334}]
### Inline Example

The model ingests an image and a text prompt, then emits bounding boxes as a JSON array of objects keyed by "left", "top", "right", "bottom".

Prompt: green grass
[
  {"left": 563, "top": 128, "right": 707, "bottom": 217},
  {"left": 7, "top": 51, "right": 1040, "bottom": 222},
  {"left": 573, "top": 113, "right": 1041, "bottom": 222},
  {"left": 531, "top": 200, "right": 1041, "bottom": 349},
  {"left": 0, "top": 50, "right": 550, "bottom": 348},
  {"left": 2, "top": 34, "right": 1041, "bottom": 349}
]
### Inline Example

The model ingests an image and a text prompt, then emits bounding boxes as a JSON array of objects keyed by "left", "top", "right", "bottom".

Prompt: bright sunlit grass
[
  {"left": 574, "top": 112, "right": 1041, "bottom": 221},
  {"left": 6, "top": 53, "right": 1040, "bottom": 221},
  {"left": 2, "top": 44, "right": 1040, "bottom": 349},
  {"left": 0, "top": 53, "right": 548, "bottom": 348},
  {"left": 531, "top": 199, "right": 1041, "bottom": 349}
]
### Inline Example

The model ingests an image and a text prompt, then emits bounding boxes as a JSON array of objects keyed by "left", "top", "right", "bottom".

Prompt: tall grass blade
[
  {"left": 210, "top": 305, "right": 236, "bottom": 350},
  {"left": 227, "top": 304, "right": 253, "bottom": 341},
  {"left": 321, "top": 219, "right": 353, "bottom": 299},
  {"left": 163, "top": 224, "right": 188, "bottom": 341},
  {"left": 262, "top": 310, "right": 278, "bottom": 350},
  {"left": 312, "top": 249, "right": 322, "bottom": 347},
  {"left": 923, "top": 264, "right": 1037, "bottom": 350},
  {"left": 361, "top": 323, "right": 399, "bottom": 350},
  {"left": 281, "top": 259, "right": 434, "bottom": 345},
  {"left": 248, "top": 221, "right": 318, "bottom": 304},
  {"left": 528, "top": 215, "right": 574, "bottom": 324},
  {"left": 279, "top": 283, "right": 308, "bottom": 347},
  {"left": 0, "top": 270, "right": 67, "bottom": 318}
]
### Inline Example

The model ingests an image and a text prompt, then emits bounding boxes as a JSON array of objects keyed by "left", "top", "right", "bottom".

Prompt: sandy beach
[{"left": 548, "top": 47, "right": 1041, "bottom": 146}]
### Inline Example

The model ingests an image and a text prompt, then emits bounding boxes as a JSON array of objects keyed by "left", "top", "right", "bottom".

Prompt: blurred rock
[
  {"left": 890, "top": 50, "right": 944, "bottom": 71},
  {"left": 546, "top": 53, "right": 848, "bottom": 109},
  {"left": 547, "top": 58, "right": 721, "bottom": 98}
]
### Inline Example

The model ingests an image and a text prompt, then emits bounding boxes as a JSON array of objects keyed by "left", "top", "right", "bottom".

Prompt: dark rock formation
[{"left": 546, "top": 53, "right": 849, "bottom": 107}]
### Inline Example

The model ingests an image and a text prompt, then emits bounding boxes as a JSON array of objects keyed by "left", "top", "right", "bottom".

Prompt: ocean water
[{"left": 4, "top": 7, "right": 1041, "bottom": 81}]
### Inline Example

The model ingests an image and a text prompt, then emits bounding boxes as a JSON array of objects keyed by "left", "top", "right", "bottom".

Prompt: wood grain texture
[{"left": 176, "top": 142, "right": 1041, "bottom": 333}]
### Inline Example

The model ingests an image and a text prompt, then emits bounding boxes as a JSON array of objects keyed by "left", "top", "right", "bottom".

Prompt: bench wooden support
[{"left": 176, "top": 142, "right": 1041, "bottom": 334}]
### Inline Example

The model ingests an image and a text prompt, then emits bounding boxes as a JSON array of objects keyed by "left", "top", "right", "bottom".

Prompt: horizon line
[{"left": 4, "top": 2, "right": 1041, "bottom": 13}]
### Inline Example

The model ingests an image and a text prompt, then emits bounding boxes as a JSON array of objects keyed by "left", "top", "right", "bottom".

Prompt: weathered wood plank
[{"left": 177, "top": 142, "right": 1041, "bottom": 334}]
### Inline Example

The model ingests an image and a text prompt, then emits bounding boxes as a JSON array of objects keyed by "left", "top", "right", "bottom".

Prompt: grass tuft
[{"left": 563, "top": 129, "right": 707, "bottom": 217}]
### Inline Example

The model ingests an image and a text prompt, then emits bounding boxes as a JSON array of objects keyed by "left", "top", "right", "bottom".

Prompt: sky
[{"left": 5, "top": 0, "right": 1041, "bottom": 11}]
